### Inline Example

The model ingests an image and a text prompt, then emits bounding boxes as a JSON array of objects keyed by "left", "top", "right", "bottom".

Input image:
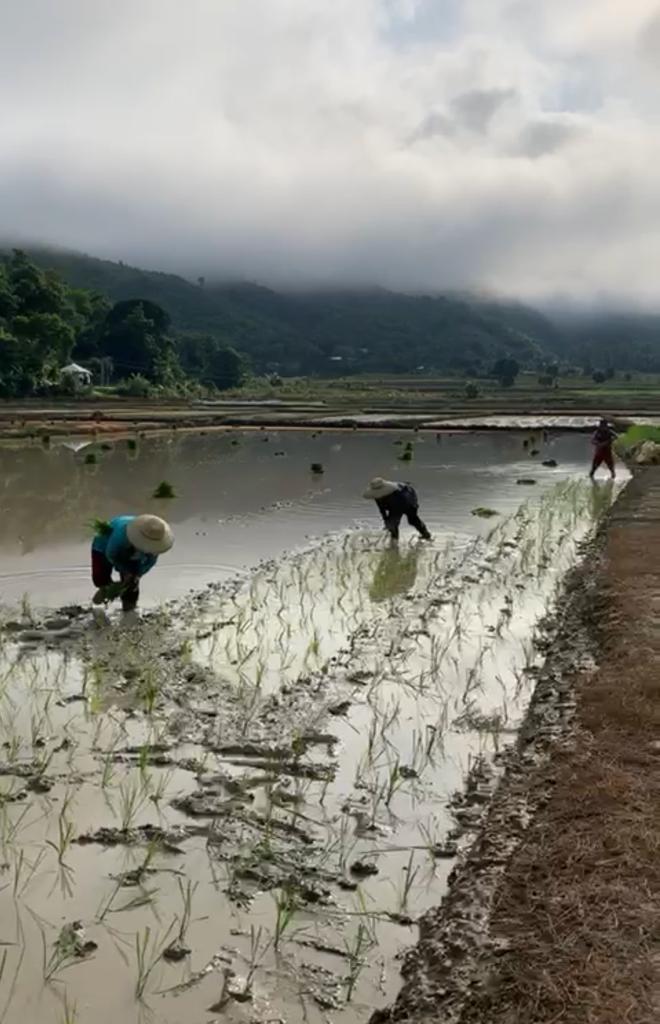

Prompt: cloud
[
  {"left": 515, "top": 118, "right": 585, "bottom": 158},
  {"left": 0, "top": 0, "right": 659, "bottom": 304},
  {"left": 451, "top": 88, "right": 517, "bottom": 134}
]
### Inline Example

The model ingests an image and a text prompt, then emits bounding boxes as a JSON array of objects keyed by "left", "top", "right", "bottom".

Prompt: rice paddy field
[{"left": 0, "top": 428, "right": 628, "bottom": 1023}]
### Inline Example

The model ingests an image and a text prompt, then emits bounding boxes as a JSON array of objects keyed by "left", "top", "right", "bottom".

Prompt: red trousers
[
  {"left": 591, "top": 445, "right": 614, "bottom": 476},
  {"left": 91, "top": 550, "right": 139, "bottom": 610}
]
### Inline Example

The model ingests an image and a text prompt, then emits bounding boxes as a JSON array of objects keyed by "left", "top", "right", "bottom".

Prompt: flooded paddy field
[{"left": 0, "top": 430, "right": 627, "bottom": 1023}]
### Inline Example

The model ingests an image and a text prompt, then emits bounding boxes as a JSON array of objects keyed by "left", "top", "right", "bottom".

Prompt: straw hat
[
  {"left": 363, "top": 477, "right": 399, "bottom": 500},
  {"left": 126, "top": 515, "right": 174, "bottom": 555}
]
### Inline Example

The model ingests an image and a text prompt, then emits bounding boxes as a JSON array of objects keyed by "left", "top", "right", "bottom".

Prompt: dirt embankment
[
  {"left": 375, "top": 468, "right": 660, "bottom": 1024},
  {"left": 0, "top": 399, "right": 642, "bottom": 441}
]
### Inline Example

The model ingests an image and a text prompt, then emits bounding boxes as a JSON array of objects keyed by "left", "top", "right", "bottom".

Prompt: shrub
[
  {"left": 116, "top": 374, "right": 152, "bottom": 398},
  {"left": 616, "top": 424, "right": 660, "bottom": 452}
]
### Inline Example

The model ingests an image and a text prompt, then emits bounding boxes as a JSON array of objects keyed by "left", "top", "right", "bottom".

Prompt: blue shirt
[{"left": 92, "top": 515, "right": 158, "bottom": 577}]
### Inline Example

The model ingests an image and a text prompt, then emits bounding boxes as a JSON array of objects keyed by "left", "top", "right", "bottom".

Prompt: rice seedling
[
  {"left": 12, "top": 846, "right": 47, "bottom": 898},
  {"left": 471, "top": 507, "right": 499, "bottom": 518},
  {"left": 152, "top": 480, "right": 176, "bottom": 499},
  {"left": 175, "top": 877, "right": 197, "bottom": 947},
  {"left": 242, "top": 924, "right": 272, "bottom": 994},
  {"left": 272, "top": 882, "right": 298, "bottom": 950},
  {"left": 20, "top": 593, "right": 35, "bottom": 624},
  {"left": 35, "top": 919, "right": 97, "bottom": 982},
  {"left": 134, "top": 921, "right": 176, "bottom": 999},
  {"left": 117, "top": 776, "right": 147, "bottom": 832},
  {"left": 46, "top": 791, "right": 75, "bottom": 866},
  {"left": 310, "top": 462, "right": 324, "bottom": 474},
  {"left": 138, "top": 669, "right": 160, "bottom": 715},
  {"left": 397, "top": 850, "right": 420, "bottom": 913},
  {"left": 148, "top": 767, "right": 174, "bottom": 807},
  {"left": 384, "top": 757, "right": 402, "bottom": 806},
  {"left": 344, "top": 916, "right": 377, "bottom": 1002},
  {"left": 59, "top": 995, "right": 78, "bottom": 1024}
]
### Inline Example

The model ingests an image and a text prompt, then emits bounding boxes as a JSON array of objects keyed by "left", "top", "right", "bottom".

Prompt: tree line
[
  {"left": 0, "top": 250, "right": 245, "bottom": 397},
  {"left": 4, "top": 246, "right": 660, "bottom": 393}
]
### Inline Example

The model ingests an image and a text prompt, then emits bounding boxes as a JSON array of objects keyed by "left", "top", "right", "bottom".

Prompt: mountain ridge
[{"left": 3, "top": 243, "right": 659, "bottom": 376}]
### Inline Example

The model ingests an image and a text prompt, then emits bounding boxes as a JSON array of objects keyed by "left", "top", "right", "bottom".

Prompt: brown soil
[
  {"left": 460, "top": 471, "right": 660, "bottom": 1024},
  {"left": 379, "top": 469, "right": 660, "bottom": 1024}
]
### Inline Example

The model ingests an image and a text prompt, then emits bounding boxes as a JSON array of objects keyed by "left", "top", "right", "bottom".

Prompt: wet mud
[{"left": 0, "top": 431, "right": 627, "bottom": 1023}]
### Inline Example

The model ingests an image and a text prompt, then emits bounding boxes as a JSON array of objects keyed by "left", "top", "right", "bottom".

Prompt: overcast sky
[{"left": 2, "top": 0, "right": 660, "bottom": 303}]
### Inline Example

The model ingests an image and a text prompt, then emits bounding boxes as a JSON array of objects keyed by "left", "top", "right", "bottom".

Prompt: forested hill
[
  {"left": 12, "top": 246, "right": 547, "bottom": 376},
  {"left": 10, "top": 245, "right": 660, "bottom": 375}
]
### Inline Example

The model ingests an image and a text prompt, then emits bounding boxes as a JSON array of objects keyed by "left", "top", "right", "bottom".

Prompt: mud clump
[
  {"left": 350, "top": 860, "right": 379, "bottom": 878},
  {"left": 75, "top": 824, "right": 193, "bottom": 853},
  {"left": 163, "top": 941, "right": 191, "bottom": 963}
]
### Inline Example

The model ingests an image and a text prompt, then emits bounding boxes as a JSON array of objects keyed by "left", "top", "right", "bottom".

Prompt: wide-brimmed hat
[
  {"left": 127, "top": 515, "right": 174, "bottom": 555},
  {"left": 363, "top": 477, "right": 398, "bottom": 500}
]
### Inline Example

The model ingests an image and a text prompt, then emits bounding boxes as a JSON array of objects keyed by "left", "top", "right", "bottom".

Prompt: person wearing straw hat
[
  {"left": 363, "top": 478, "right": 431, "bottom": 541},
  {"left": 91, "top": 514, "right": 174, "bottom": 611}
]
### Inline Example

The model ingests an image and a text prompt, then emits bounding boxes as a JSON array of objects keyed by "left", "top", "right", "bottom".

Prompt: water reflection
[
  {"left": 0, "top": 429, "right": 624, "bottom": 607},
  {"left": 589, "top": 478, "right": 615, "bottom": 519},
  {"left": 369, "top": 546, "right": 420, "bottom": 602}
]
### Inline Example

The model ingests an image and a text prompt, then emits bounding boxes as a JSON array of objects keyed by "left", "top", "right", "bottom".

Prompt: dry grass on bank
[{"left": 463, "top": 518, "right": 660, "bottom": 1024}]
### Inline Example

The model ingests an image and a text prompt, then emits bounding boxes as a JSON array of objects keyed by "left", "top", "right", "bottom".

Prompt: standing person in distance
[
  {"left": 363, "top": 478, "right": 432, "bottom": 541},
  {"left": 589, "top": 419, "right": 617, "bottom": 480}
]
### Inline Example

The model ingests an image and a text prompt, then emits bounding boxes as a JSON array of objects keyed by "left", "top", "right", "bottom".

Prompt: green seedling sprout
[
  {"left": 344, "top": 918, "right": 377, "bottom": 1002},
  {"left": 117, "top": 776, "right": 147, "bottom": 832},
  {"left": 272, "top": 882, "right": 298, "bottom": 950},
  {"left": 397, "top": 850, "right": 420, "bottom": 913},
  {"left": 134, "top": 921, "right": 176, "bottom": 999},
  {"left": 152, "top": 480, "right": 176, "bottom": 499},
  {"left": 46, "top": 792, "right": 75, "bottom": 866},
  {"left": 176, "top": 877, "right": 197, "bottom": 947}
]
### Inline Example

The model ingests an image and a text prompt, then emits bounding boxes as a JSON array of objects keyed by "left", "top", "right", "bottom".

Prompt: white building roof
[{"left": 61, "top": 363, "right": 91, "bottom": 375}]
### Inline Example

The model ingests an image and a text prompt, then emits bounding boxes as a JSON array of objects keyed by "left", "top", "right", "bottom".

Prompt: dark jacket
[
  {"left": 375, "top": 483, "right": 418, "bottom": 523},
  {"left": 592, "top": 425, "right": 617, "bottom": 449}
]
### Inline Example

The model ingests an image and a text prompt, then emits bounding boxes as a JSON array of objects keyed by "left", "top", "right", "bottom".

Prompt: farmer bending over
[
  {"left": 91, "top": 515, "right": 174, "bottom": 611},
  {"left": 590, "top": 419, "right": 617, "bottom": 480},
  {"left": 363, "top": 478, "right": 431, "bottom": 541}
]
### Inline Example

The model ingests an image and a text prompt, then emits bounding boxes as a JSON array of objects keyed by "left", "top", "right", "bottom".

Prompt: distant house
[{"left": 60, "top": 363, "right": 92, "bottom": 389}]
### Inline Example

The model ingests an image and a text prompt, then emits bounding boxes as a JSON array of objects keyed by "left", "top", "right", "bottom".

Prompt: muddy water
[
  {"left": 0, "top": 431, "right": 627, "bottom": 1024},
  {"left": 1, "top": 428, "right": 604, "bottom": 606}
]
